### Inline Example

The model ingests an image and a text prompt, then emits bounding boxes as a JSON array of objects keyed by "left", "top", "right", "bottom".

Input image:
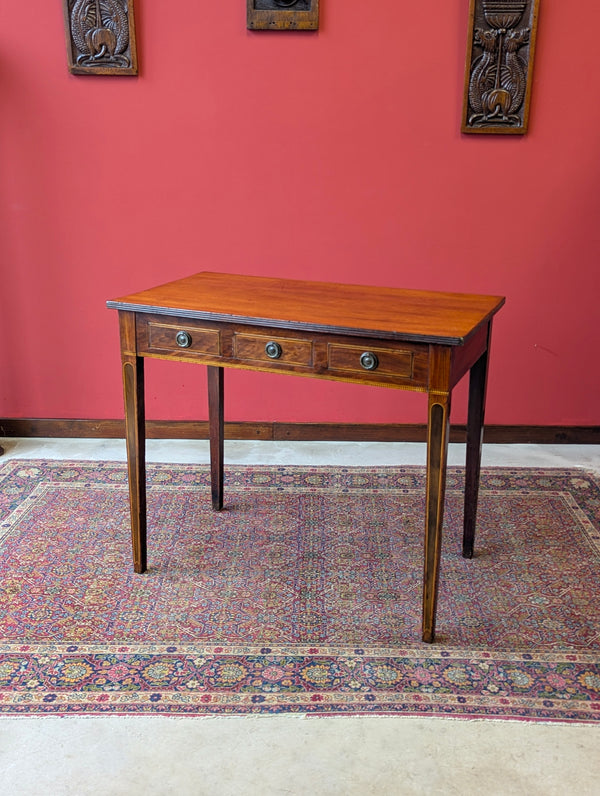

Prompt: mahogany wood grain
[
  {"left": 136, "top": 313, "right": 432, "bottom": 391},
  {"left": 108, "top": 272, "right": 506, "bottom": 643},
  {"left": 108, "top": 271, "right": 505, "bottom": 346},
  {"left": 233, "top": 332, "right": 314, "bottom": 368}
]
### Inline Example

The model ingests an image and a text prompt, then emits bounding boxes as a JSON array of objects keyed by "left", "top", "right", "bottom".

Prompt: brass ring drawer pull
[
  {"left": 265, "top": 341, "right": 283, "bottom": 359},
  {"left": 360, "top": 351, "right": 379, "bottom": 371},
  {"left": 176, "top": 331, "right": 192, "bottom": 348}
]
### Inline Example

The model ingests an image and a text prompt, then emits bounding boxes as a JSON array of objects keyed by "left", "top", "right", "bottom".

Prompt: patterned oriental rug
[{"left": 0, "top": 460, "right": 599, "bottom": 722}]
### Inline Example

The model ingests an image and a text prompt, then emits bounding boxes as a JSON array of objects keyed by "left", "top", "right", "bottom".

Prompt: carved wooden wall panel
[
  {"left": 247, "top": 0, "right": 319, "bottom": 30},
  {"left": 63, "top": 0, "right": 138, "bottom": 75},
  {"left": 462, "top": 0, "right": 540, "bottom": 134}
]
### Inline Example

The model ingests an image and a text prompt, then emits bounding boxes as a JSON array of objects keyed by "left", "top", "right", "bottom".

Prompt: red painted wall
[{"left": 1, "top": 2, "right": 599, "bottom": 427}]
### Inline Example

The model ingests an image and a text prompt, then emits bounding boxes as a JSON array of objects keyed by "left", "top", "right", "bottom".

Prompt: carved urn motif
[{"left": 482, "top": 0, "right": 527, "bottom": 30}]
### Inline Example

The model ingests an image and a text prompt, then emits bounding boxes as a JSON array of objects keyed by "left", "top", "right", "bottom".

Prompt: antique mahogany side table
[{"left": 107, "top": 272, "right": 505, "bottom": 643}]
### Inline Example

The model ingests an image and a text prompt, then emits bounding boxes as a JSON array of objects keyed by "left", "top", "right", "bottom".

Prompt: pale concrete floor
[{"left": 1, "top": 439, "right": 600, "bottom": 796}]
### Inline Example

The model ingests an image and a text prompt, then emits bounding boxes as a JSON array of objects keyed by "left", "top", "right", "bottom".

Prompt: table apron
[{"left": 134, "top": 314, "right": 436, "bottom": 391}]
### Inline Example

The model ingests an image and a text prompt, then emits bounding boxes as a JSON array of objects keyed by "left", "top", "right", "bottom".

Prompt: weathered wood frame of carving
[
  {"left": 247, "top": 0, "right": 319, "bottom": 31},
  {"left": 63, "top": 0, "right": 138, "bottom": 76},
  {"left": 461, "top": 0, "right": 540, "bottom": 134}
]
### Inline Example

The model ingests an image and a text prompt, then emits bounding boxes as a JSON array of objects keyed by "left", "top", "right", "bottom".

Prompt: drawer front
[
  {"left": 136, "top": 316, "right": 429, "bottom": 389},
  {"left": 233, "top": 332, "right": 314, "bottom": 368},
  {"left": 328, "top": 343, "right": 415, "bottom": 378},
  {"left": 143, "top": 320, "right": 221, "bottom": 356}
]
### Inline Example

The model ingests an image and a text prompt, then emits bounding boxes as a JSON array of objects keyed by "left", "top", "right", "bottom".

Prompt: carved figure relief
[
  {"left": 462, "top": 0, "right": 540, "bottom": 134},
  {"left": 247, "top": 0, "right": 319, "bottom": 30},
  {"left": 63, "top": 0, "right": 138, "bottom": 75}
]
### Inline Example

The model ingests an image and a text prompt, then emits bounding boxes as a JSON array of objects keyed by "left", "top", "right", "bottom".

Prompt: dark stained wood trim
[
  {"left": 0, "top": 418, "right": 270, "bottom": 440},
  {"left": 0, "top": 418, "right": 599, "bottom": 445}
]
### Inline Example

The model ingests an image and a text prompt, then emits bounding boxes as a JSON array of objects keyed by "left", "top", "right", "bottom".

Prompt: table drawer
[
  {"left": 233, "top": 332, "right": 314, "bottom": 368},
  {"left": 142, "top": 320, "right": 221, "bottom": 357},
  {"left": 135, "top": 316, "right": 428, "bottom": 388},
  {"left": 327, "top": 342, "right": 421, "bottom": 381}
]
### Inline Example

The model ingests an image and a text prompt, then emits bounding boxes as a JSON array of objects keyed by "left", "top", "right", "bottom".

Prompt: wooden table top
[{"left": 107, "top": 271, "right": 505, "bottom": 346}]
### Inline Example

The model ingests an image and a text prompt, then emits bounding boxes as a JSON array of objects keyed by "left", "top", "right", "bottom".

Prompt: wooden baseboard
[{"left": 1, "top": 418, "right": 599, "bottom": 444}]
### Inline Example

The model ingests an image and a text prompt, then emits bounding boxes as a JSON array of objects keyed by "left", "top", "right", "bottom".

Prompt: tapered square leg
[
  {"left": 207, "top": 365, "right": 224, "bottom": 511},
  {"left": 122, "top": 353, "right": 146, "bottom": 573},
  {"left": 463, "top": 324, "right": 491, "bottom": 559},
  {"left": 422, "top": 391, "right": 451, "bottom": 643}
]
